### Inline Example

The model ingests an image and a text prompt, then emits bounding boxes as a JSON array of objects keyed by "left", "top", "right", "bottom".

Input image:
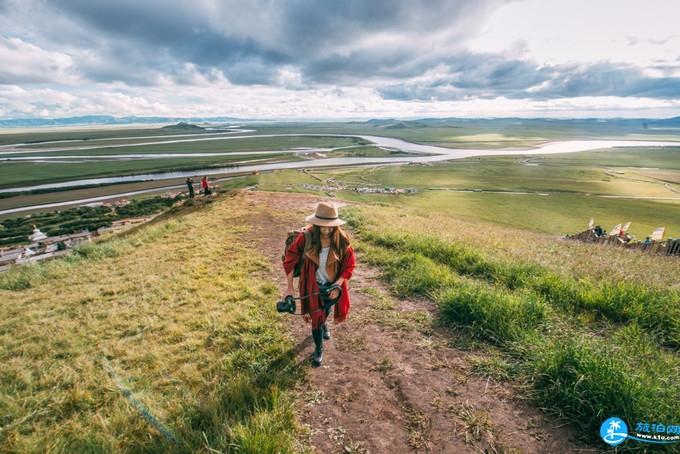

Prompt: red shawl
[{"left": 282, "top": 229, "right": 356, "bottom": 329}]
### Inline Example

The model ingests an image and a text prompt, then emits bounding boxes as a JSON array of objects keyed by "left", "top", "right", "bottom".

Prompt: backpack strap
[{"left": 301, "top": 228, "right": 312, "bottom": 256}]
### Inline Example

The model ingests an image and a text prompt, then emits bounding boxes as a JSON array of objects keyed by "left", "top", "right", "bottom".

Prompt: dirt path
[{"left": 238, "top": 189, "right": 591, "bottom": 453}]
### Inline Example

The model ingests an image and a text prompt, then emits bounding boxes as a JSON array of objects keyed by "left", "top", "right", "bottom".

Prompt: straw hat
[{"left": 305, "top": 202, "right": 346, "bottom": 227}]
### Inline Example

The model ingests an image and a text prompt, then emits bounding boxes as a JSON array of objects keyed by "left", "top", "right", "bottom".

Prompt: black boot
[
  {"left": 311, "top": 328, "right": 323, "bottom": 366},
  {"left": 322, "top": 323, "right": 331, "bottom": 340}
]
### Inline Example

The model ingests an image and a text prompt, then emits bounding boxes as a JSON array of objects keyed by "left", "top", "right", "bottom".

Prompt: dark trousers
[{"left": 311, "top": 292, "right": 337, "bottom": 351}]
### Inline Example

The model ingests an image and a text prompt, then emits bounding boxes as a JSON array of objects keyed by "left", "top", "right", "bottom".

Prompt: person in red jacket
[
  {"left": 201, "top": 176, "right": 210, "bottom": 196},
  {"left": 283, "top": 202, "right": 356, "bottom": 367}
]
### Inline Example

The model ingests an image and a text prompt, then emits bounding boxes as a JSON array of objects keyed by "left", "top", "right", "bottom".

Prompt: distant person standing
[
  {"left": 201, "top": 176, "right": 210, "bottom": 196},
  {"left": 186, "top": 177, "right": 195, "bottom": 198}
]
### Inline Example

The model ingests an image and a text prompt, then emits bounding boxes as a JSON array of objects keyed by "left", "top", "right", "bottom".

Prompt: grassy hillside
[
  {"left": 0, "top": 195, "right": 307, "bottom": 453},
  {"left": 1, "top": 189, "right": 678, "bottom": 451},
  {"left": 336, "top": 202, "right": 679, "bottom": 445}
]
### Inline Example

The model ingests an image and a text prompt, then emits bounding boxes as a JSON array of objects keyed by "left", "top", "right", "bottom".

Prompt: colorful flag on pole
[
  {"left": 651, "top": 227, "right": 665, "bottom": 241},
  {"left": 622, "top": 222, "right": 631, "bottom": 233},
  {"left": 609, "top": 224, "right": 621, "bottom": 236},
  {"left": 588, "top": 218, "right": 594, "bottom": 229}
]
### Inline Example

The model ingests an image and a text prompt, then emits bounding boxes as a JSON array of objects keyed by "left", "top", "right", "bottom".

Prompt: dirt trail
[{"left": 238, "top": 189, "right": 590, "bottom": 453}]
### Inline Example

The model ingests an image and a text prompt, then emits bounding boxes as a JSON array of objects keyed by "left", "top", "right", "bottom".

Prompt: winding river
[{"left": 1, "top": 129, "right": 679, "bottom": 216}]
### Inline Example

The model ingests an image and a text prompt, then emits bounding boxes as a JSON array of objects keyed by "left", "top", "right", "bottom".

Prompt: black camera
[
  {"left": 276, "top": 295, "right": 296, "bottom": 314},
  {"left": 319, "top": 283, "right": 342, "bottom": 311}
]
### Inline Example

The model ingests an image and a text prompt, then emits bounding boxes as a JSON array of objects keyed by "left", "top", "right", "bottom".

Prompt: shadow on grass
[{"left": 173, "top": 334, "right": 313, "bottom": 454}]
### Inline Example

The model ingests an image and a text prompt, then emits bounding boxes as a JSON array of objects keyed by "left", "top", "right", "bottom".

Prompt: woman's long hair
[{"left": 309, "top": 225, "right": 351, "bottom": 259}]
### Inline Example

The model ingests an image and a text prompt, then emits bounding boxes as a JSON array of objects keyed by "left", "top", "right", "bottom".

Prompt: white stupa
[{"left": 29, "top": 225, "right": 47, "bottom": 242}]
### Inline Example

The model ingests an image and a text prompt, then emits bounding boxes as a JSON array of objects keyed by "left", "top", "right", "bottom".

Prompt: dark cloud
[
  {"left": 2, "top": 0, "right": 680, "bottom": 102},
  {"left": 26, "top": 0, "right": 501, "bottom": 87},
  {"left": 379, "top": 58, "right": 680, "bottom": 101}
]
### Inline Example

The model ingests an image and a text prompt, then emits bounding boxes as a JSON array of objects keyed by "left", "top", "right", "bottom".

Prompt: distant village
[
  {"left": 298, "top": 183, "right": 417, "bottom": 194},
  {"left": 0, "top": 216, "right": 155, "bottom": 272},
  {"left": 0, "top": 191, "right": 183, "bottom": 272}
]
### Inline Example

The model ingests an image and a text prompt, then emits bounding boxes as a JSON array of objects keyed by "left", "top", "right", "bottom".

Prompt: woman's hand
[
  {"left": 283, "top": 285, "right": 295, "bottom": 300},
  {"left": 329, "top": 279, "right": 343, "bottom": 300}
]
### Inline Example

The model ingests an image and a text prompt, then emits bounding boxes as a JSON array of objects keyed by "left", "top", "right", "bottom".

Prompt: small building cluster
[
  {"left": 0, "top": 215, "right": 154, "bottom": 272},
  {"left": 298, "top": 182, "right": 417, "bottom": 195},
  {"left": 300, "top": 183, "right": 347, "bottom": 192},
  {"left": 354, "top": 186, "right": 417, "bottom": 194},
  {"left": 0, "top": 227, "right": 92, "bottom": 271},
  {"left": 83, "top": 199, "right": 130, "bottom": 209}
]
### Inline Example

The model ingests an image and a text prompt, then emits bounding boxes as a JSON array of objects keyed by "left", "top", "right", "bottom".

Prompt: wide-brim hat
[{"left": 305, "top": 202, "right": 346, "bottom": 227}]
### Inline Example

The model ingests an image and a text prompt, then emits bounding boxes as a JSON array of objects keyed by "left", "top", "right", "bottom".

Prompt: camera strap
[{"left": 285, "top": 284, "right": 341, "bottom": 316}]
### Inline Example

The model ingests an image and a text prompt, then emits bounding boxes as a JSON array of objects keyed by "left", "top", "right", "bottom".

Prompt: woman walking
[{"left": 282, "top": 202, "right": 356, "bottom": 366}]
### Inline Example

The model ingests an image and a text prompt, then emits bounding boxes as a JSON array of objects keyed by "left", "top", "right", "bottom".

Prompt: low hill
[
  {"left": 160, "top": 122, "right": 205, "bottom": 132},
  {"left": 383, "top": 120, "right": 428, "bottom": 129}
]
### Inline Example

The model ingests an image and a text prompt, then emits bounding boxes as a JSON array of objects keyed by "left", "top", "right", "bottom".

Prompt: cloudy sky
[{"left": 1, "top": 0, "right": 680, "bottom": 119}]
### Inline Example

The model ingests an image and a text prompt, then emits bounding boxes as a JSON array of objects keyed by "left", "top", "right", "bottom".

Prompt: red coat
[{"left": 283, "top": 228, "right": 356, "bottom": 328}]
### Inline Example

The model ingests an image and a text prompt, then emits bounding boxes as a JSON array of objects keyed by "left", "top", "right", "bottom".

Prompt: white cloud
[
  {"left": 0, "top": 0, "right": 679, "bottom": 119},
  {"left": 468, "top": 0, "right": 680, "bottom": 67},
  {"left": 0, "top": 36, "right": 78, "bottom": 84},
  {"left": 3, "top": 81, "right": 680, "bottom": 119}
]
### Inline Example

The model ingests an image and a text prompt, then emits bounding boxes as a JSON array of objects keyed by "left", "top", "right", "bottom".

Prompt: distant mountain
[
  {"left": 645, "top": 117, "right": 680, "bottom": 128},
  {"left": 352, "top": 117, "right": 680, "bottom": 131},
  {"left": 3, "top": 115, "right": 680, "bottom": 130},
  {"left": 0, "top": 115, "right": 247, "bottom": 128},
  {"left": 383, "top": 121, "right": 428, "bottom": 129},
  {"left": 366, "top": 118, "right": 397, "bottom": 126},
  {"left": 363, "top": 119, "right": 429, "bottom": 129},
  {"left": 161, "top": 122, "right": 205, "bottom": 131}
]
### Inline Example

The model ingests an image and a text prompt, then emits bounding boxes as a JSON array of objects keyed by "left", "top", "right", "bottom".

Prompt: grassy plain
[
  {"left": 256, "top": 145, "right": 680, "bottom": 238},
  {"left": 243, "top": 119, "right": 680, "bottom": 149},
  {"left": 2, "top": 122, "right": 678, "bottom": 239},
  {"left": 10, "top": 136, "right": 367, "bottom": 156},
  {"left": 0, "top": 126, "right": 212, "bottom": 146},
  {"left": 0, "top": 155, "right": 294, "bottom": 189}
]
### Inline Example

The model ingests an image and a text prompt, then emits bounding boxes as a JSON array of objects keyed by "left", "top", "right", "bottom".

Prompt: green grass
[
  {"left": 240, "top": 120, "right": 680, "bottom": 149},
  {"left": 0, "top": 127, "right": 213, "bottom": 146},
  {"left": 362, "top": 230, "right": 680, "bottom": 347},
  {"left": 323, "top": 146, "right": 418, "bottom": 158},
  {"left": 13, "top": 135, "right": 367, "bottom": 156},
  {"left": 437, "top": 284, "right": 549, "bottom": 345},
  {"left": 4, "top": 123, "right": 679, "bottom": 241},
  {"left": 542, "top": 147, "right": 680, "bottom": 170},
  {"left": 347, "top": 208, "right": 680, "bottom": 443},
  {"left": 0, "top": 155, "right": 296, "bottom": 189},
  {"left": 11, "top": 132, "right": 241, "bottom": 150},
  {"left": 0, "top": 194, "right": 308, "bottom": 453},
  {"left": 256, "top": 146, "right": 680, "bottom": 239}
]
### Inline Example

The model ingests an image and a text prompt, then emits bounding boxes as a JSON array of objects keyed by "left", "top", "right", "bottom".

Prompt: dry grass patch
[{"left": 0, "top": 194, "right": 306, "bottom": 453}]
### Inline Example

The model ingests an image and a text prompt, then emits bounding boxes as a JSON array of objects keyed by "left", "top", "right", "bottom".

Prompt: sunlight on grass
[{"left": 0, "top": 194, "right": 307, "bottom": 453}]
